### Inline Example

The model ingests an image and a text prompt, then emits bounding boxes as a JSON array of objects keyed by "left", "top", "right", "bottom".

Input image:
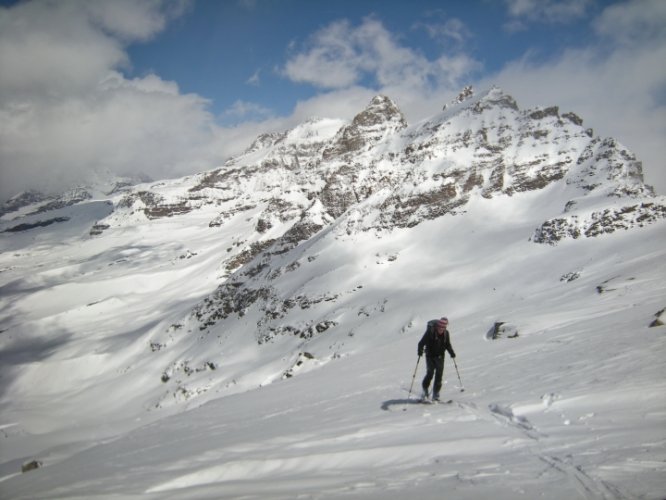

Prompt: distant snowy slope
[{"left": 0, "top": 87, "right": 665, "bottom": 499}]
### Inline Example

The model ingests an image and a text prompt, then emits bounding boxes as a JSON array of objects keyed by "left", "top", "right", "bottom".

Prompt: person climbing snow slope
[{"left": 417, "top": 317, "right": 456, "bottom": 401}]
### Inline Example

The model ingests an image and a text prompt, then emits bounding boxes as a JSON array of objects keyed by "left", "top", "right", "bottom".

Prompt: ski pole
[
  {"left": 452, "top": 357, "right": 465, "bottom": 392},
  {"left": 408, "top": 356, "right": 422, "bottom": 399}
]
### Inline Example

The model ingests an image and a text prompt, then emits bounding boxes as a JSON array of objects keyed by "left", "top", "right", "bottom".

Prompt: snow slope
[{"left": 1, "top": 88, "right": 665, "bottom": 499}]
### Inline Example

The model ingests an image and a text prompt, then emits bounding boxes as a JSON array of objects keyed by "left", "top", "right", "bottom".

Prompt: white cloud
[
  {"left": 282, "top": 20, "right": 364, "bottom": 89},
  {"left": 0, "top": 0, "right": 225, "bottom": 200},
  {"left": 84, "top": 0, "right": 176, "bottom": 41},
  {"left": 593, "top": 0, "right": 666, "bottom": 45},
  {"left": 246, "top": 69, "right": 261, "bottom": 86},
  {"left": 434, "top": 18, "right": 472, "bottom": 45},
  {"left": 221, "top": 100, "right": 273, "bottom": 123},
  {"left": 290, "top": 87, "right": 376, "bottom": 123},
  {"left": 504, "top": 0, "right": 593, "bottom": 23},
  {"left": 282, "top": 17, "right": 480, "bottom": 92},
  {"left": 502, "top": 0, "right": 593, "bottom": 31},
  {"left": 0, "top": 71, "right": 224, "bottom": 192},
  {"left": 0, "top": 3, "right": 126, "bottom": 99},
  {"left": 415, "top": 13, "right": 473, "bottom": 48}
]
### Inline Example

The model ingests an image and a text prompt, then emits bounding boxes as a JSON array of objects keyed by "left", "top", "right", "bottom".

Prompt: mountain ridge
[
  {"left": 2, "top": 86, "right": 659, "bottom": 231},
  {"left": 106, "top": 86, "right": 661, "bottom": 235}
]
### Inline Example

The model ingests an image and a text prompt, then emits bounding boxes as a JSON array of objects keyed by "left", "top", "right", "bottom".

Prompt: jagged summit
[
  {"left": 474, "top": 85, "right": 519, "bottom": 111},
  {"left": 353, "top": 95, "right": 407, "bottom": 128},
  {"left": 443, "top": 84, "right": 475, "bottom": 109},
  {"left": 322, "top": 95, "right": 407, "bottom": 159},
  {"left": 6, "top": 86, "right": 662, "bottom": 237},
  {"left": 80, "top": 85, "right": 660, "bottom": 242},
  {"left": 440, "top": 85, "right": 516, "bottom": 114}
]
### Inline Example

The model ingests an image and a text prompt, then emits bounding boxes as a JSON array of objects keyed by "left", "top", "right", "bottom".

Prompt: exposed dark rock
[
  {"left": 532, "top": 217, "right": 582, "bottom": 244},
  {"left": 452, "top": 85, "right": 474, "bottom": 105},
  {"left": 319, "top": 169, "right": 360, "bottom": 218},
  {"left": 3, "top": 217, "right": 70, "bottom": 232},
  {"left": 529, "top": 106, "right": 559, "bottom": 120},
  {"left": 22, "top": 460, "right": 42, "bottom": 473},
  {"left": 151, "top": 342, "right": 166, "bottom": 352},
  {"left": 323, "top": 95, "right": 407, "bottom": 159},
  {"left": 472, "top": 90, "right": 519, "bottom": 113},
  {"left": 29, "top": 188, "right": 92, "bottom": 214},
  {"left": 90, "top": 223, "right": 110, "bottom": 236},
  {"left": 256, "top": 218, "right": 272, "bottom": 233},
  {"left": 225, "top": 240, "right": 275, "bottom": 273},
  {"left": 118, "top": 190, "right": 164, "bottom": 209},
  {"left": 562, "top": 112, "right": 583, "bottom": 126},
  {"left": 532, "top": 202, "right": 666, "bottom": 244},
  {"left": 209, "top": 203, "right": 257, "bottom": 228},
  {"left": 1, "top": 190, "right": 49, "bottom": 216},
  {"left": 261, "top": 319, "right": 338, "bottom": 344},
  {"left": 649, "top": 308, "right": 665, "bottom": 327},
  {"left": 560, "top": 272, "right": 580, "bottom": 282},
  {"left": 378, "top": 183, "right": 465, "bottom": 229},
  {"left": 486, "top": 322, "right": 519, "bottom": 340},
  {"left": 144, "top": 201, "right": 192, "bottom": 219},
  {"left": 277, "top": 220, "right": 324, "bottom": 249},
  {"left": 194, "top": 283, "right": 273, "bottom": 330},
  {"left": 282, "top": 352, "right": 317, "bottom": 378}
]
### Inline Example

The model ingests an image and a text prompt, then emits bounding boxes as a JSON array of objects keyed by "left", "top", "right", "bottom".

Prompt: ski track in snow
[{"left": 459, "top": 401, "right": 629, "bottom": 499}]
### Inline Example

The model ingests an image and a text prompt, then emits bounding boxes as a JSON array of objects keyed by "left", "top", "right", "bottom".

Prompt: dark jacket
[{"left": 418, "top": 319, "right": 456, "bottom": 358}]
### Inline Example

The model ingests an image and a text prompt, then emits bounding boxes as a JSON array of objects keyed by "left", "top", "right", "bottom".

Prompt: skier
[{"left": 417, "top": 317, "right": 456, "bottom": 401}]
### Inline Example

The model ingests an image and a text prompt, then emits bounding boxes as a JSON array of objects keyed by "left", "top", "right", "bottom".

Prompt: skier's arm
[
  {"left": 417, "top": 331, "right": 428, "bottom": 357},
  {"left": 446, "top": 331, "right": 456, "bottom": 358}
]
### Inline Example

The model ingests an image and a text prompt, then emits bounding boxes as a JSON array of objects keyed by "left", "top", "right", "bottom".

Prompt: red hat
[{"left": 436, "top": 319, "right": 447, "bottom": 328}]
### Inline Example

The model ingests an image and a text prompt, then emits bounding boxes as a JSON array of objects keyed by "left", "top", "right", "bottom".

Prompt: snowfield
[
  {"left": 1, "top": 192, "right": 664, "bottom": 499},
  {"left": 1, "top": 89, "right": 665, "bottom": 499}
]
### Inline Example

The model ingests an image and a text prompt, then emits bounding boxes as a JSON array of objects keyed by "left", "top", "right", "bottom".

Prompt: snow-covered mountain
[{"left": 1, "top": 87, "right": 665, "bottom": 499}]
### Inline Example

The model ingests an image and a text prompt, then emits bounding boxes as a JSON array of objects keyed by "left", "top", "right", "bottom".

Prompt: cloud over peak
[
  {"left": 0, "top": 0, "right": 222, "bottom": 200},
  {"left": 282, "top": 17, "right": 480, "bottom": 92}
]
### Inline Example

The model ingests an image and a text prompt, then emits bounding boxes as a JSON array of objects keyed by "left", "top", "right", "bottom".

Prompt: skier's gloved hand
[
  {"left": 451, "top": 352, "right": 456, "bottom": 358},
  {"left": 418, "top": 349, "right": 423, "bottom": 357}
]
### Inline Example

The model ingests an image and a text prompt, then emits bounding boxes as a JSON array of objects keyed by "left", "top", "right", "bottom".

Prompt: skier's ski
[{"left": 422, "top": 398, "right": 453, "bottom": 405}]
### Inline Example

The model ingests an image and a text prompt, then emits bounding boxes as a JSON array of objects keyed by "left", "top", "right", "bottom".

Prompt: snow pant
[{"left": 422, "top": 355, "right": 444, "bottom": 396}]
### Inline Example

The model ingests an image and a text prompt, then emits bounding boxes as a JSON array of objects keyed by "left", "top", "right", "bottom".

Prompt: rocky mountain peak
[
  {"left": 443, "top": 85, "right": 475, "bottom": 110},
  {"left": 6, "top": 86, "right": 664, "bottom": 245},
  {"left": 322, "top": 95, "right": 407, "bottom": 159},
  {"left": 472, "top": 86, "right": 519, "bottom": 112},
  {"left": 352, "top": 95, "right": 407, "bottom": 129}
]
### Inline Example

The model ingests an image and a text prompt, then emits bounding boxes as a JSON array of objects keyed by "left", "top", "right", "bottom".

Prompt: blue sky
[
  {"left": 125, "top": 0, "right": 605, "bottom": 121},
  {"left": 1, "top": 0, "right": 665, "bottom": 199},
  {"left": 126, "top": 1, "right": 599, "bottom": 120}
]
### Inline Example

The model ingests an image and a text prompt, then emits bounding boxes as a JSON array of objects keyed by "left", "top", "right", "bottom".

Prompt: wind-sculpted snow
[{"left": 1, "top": 87, "right": 665, "bottom": 499}]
